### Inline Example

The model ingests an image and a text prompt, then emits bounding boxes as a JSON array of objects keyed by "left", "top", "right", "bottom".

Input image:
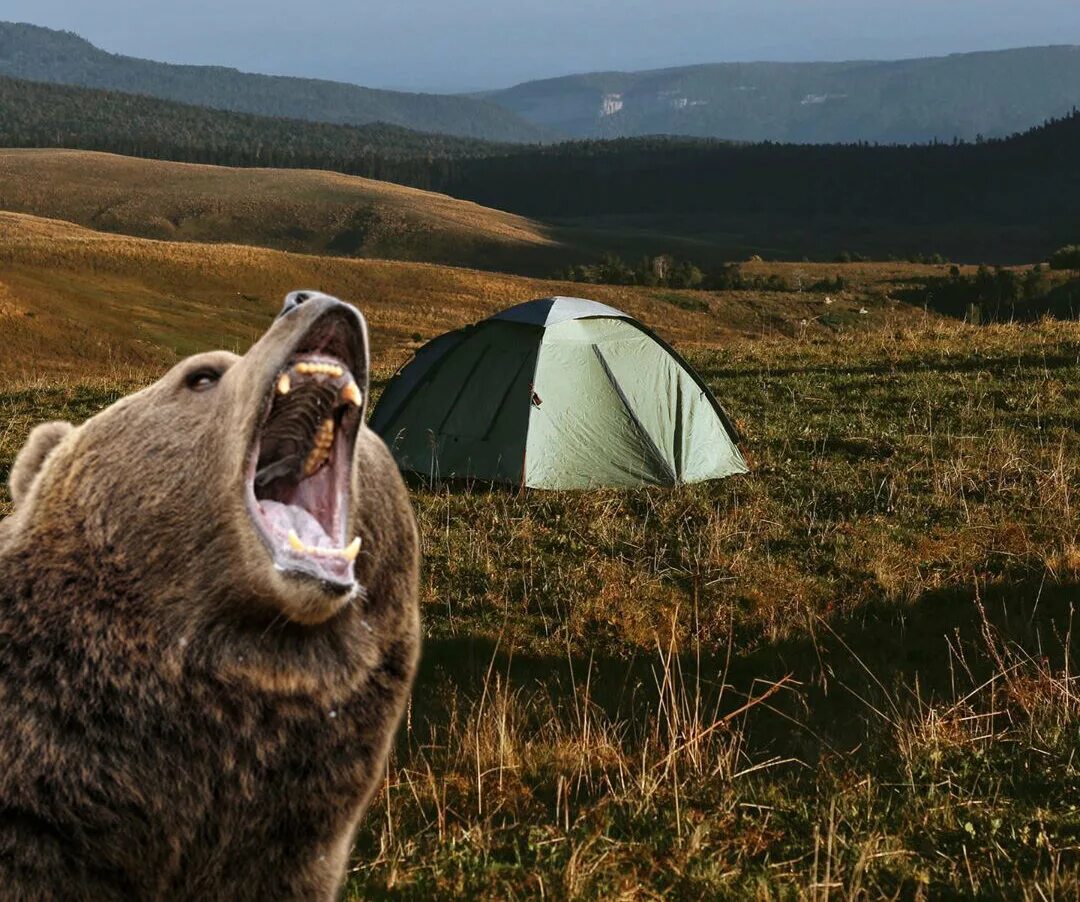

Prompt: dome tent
[{"left": 370, "top": 297, "right": 748, "bottom": 489}]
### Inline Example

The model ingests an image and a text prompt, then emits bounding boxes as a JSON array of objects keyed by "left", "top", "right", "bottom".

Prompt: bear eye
[{"left": 185, "top": 367, "right": 223, "bottom": 392}]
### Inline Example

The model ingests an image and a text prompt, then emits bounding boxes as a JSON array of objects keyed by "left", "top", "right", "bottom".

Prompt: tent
[{"left": 370, "top": 296, "right": 748, "bottom": 489}]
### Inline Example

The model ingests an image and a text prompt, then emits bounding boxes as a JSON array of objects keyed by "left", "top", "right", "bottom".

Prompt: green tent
[{"left": 370, "top": 297, "right": 748, "bottom": 489}]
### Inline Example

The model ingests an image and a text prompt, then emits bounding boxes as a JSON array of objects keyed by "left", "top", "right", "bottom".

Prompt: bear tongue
[{"left": 259, "top": 500, "right": 332, "bottom": 548}]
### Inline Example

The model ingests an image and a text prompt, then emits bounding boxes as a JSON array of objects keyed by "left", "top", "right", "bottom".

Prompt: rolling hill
[
  {"left": 0, "top": 22, "right": 547, "bottom": 142},
  {"left": 0, "top": 211, "right": 912, "bottom": 383},
  {"left": 0, "top": 148, "right": 758, "bottom": 273},
  {"left": 485, "top": 46, "right": 1080, "bottom": 143},
  {"left": 0, "top": 149, "right": 566, "bottom": 272}
]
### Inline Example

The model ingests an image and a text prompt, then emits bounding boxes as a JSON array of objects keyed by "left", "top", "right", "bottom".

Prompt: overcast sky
[{"left": 7, "top": 0, "right": 1080, "bottom": 92}]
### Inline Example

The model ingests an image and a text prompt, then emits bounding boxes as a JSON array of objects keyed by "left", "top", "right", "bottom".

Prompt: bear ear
[{"left": 9, "top": 421, "right": 74, "bottom": 507}]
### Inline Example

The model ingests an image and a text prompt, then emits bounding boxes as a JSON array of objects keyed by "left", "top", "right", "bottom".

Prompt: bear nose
[{"left": 277, "top": 290, "right": 316, "bottom": 319}]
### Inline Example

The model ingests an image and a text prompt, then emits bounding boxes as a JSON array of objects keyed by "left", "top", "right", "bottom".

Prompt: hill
[
  {"left": 0, "top": 76, "right": 510, "bottom": 167},
  {"left": 485, "top": 46, "right": 1080, "bottom": 143},
  {"left": 0, "top": 212, "right": 901, "bottom": 383},
  {"left": 0, "top": 149, "right": 568, "bottom": 272},
  {"left": 0, "top": 22, "right": 547, "bottom": 142},
  {"left": 0, "top": 147, "right": 764, "bottom": 273}
]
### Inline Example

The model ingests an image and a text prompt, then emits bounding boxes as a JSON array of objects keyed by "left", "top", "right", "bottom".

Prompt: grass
[
  {"left": 0, "top": 211, "right": 924, "bottom": 384},
  {"left": 0, "top": 149, "right": 566, "bottom": 272},
  {"left": 2, "top": 314, "right": 1078, "bottom": 897}
]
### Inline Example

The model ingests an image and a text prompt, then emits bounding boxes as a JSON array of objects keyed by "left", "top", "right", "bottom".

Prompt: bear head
[{"left": 4, "top": 291, "right": 378, "bottom": 626}]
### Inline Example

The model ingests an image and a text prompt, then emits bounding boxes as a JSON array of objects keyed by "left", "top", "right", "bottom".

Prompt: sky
[{"left": 6, "top": 0, "right": 1080, "bottom": 93}]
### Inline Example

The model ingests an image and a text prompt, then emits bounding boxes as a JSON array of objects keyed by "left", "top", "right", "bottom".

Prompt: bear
[{"left": 0, "top": 291, "right": 420, "bottom": 900}]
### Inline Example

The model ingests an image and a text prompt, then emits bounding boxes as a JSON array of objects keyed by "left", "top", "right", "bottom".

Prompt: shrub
[{"left": 1049, "top": 245, "right": 1080, "bottom": 272}]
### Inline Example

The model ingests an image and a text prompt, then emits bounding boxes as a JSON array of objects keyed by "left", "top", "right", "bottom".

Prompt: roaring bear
[{"left": 0, "top": 291, "right": 420, "bottom": 900}]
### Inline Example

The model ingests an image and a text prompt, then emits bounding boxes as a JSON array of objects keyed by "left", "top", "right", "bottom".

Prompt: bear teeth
[
  {"left": 287, "top": 530, "right": 362, "bottom": 561},
  {"left": 295, "top": 362, "right": 344, "bottom": 378},
  {"left": 341, "top": 381, "right": 362, "bottom": 407},
  {"left": 301, "top": 419, "right": 336, "bottom": 476},
  {"left": 276, "top": 373, "right": 291, "bottom": 395}
]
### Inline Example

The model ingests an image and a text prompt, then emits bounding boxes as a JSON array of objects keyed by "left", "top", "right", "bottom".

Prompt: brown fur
[
  {"left": 0, "top": 297, "right": 420, "bottom": 900},
  {"left": 7, "top": 420, "right": 72, "bottom": 506}
]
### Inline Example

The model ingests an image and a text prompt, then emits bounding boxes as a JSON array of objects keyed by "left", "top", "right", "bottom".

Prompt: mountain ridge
[
  {"left": 0, "top": 21, "right": 550, "bottom": 143},
  {"left": 484, "top": 45, "right": 1080, "bottom": 143},
  {"left": 7, "top": 22, "right": 1080, "bottom": 145}
]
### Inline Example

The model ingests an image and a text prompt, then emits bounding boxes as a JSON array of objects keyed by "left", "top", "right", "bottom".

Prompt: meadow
[
  {"left": 361, "top": 320, "right": 1080, "bottom": 898},
  {"left": 1, "top": 224, "right": 1077, "bottom": 896}
]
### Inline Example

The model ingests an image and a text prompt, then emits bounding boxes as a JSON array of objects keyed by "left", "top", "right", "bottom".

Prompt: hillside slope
[
  {"left": 486, "top": 46, "right": 1080, "bottom": 143},
  {"left": 0, "top": 149, "right": 566, "bottom": 271},
  {"left": 0, "top": 212, "right": 904, "bottom": 382},
  {"left": 0, "top": 147, "right": 773, "bottom": 271},
  {"left": 0, "top": 22, "right": 548, "bottom": 142}
]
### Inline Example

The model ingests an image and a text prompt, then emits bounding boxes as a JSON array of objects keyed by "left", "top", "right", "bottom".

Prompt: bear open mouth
[{"left": 246, "top": 312, "right": 365, "bottom": 589}]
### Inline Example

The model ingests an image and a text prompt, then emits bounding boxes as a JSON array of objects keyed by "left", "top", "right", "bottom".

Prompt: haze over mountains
[
  {"left": 484, "top": 47, "right": 1080, "bottom": 143},
  {"left": 3, "top": 22, "right": 1080, "bottom": 145}
]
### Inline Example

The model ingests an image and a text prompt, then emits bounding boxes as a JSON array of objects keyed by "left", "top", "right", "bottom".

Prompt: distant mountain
[
  {"left": 0, "top": 22, "right": 548, "bottom": 143},
  {"left": 0, "top": 76, "right": 509, "bottom": 167},
  {"left": 484, "top": 47, "right": 1080, "bottom": 143}
]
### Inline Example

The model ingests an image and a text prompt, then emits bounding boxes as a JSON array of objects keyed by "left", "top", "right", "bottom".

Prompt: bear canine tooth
[
  {"left": 342, "top": 382, "right": 362, "bottom": 407},
  {"left": 287, "top": 530, "right": 359, "bottom": 561},
  {"left": 276, "top": 373, "right": 291, "bottom": 395}
]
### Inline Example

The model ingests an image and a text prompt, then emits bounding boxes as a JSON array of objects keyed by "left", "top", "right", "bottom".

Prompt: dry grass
[
  {"left": 0, "top": 149, "right": 564, "bottom": 271},
  {"left": 0, "top": 211, "right": 921, "bottom": 385},
  {"left": 2, "top": 305, "right": 1078, "bottom": 896},
  {"left": 336, "top": 319, "right": 1080, "bottom": 898}
]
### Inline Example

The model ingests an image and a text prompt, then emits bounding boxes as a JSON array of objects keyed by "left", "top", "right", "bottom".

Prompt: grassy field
[
  {"left": 0, "top": 149, "right": 566, "bottom": 272},
  {"left": 1, "top": 230, "right": 1077, "bottom": 896},
  {"left": 0, "top": 211, "right": 948, "bottom": 384},
  {"left": 335, "top": 319, "right": 1079, "bottom": 899}
]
